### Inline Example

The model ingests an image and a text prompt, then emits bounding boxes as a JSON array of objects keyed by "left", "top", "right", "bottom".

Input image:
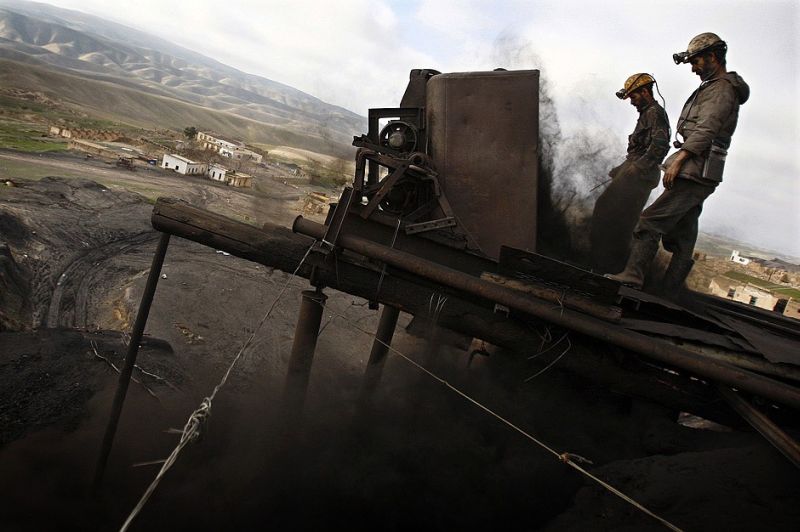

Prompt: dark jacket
[
  {"left": 665, "top": 71, "right": 750, "bottom": 184},
  {"left": 626, "top": 101, "right": 671, "bottom": 168},
  {"left": 609, "top": 101, "right": 670, "bottom": 180}
]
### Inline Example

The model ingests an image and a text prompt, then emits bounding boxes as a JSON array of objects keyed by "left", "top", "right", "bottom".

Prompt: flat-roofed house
[
  {"left": 207, "top": 163, "right": 228, "bottom": 182},
  {"left": 196, "top": 131, "right": 263, "bottom": 163},
  {"left": 227, "top": 171, "right": 252, "bottom": 188},
  {"left": 730, "top": 250, "right": 751, "bottom": 265},
  {"left": 709, "top": 270, "right": 800, "bottom": 320},
  {"left": 162, "top": 154, "right": 207, "bottom": 175}
]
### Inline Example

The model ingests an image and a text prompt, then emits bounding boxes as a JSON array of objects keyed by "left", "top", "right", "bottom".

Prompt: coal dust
[
  {"left": 492, "top": 32, "right": 622, "bottom": 264},
  {"left": 0, "top": 326, "right": 604, "bottom": 531}
]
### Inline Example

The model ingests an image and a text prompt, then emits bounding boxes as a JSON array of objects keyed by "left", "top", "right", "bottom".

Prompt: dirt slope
[{"left": 0, "top": 153, "right": 798, "bottom": 531}]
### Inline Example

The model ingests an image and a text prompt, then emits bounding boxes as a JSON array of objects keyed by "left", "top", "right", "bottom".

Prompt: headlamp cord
[{"left": 652, "top": 77, "right": 672, "bottom": 140}]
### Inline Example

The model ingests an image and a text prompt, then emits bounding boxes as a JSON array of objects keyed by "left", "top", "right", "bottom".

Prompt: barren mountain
[{"left": 0, "top": 0, "right": 365, "bottom": 155}]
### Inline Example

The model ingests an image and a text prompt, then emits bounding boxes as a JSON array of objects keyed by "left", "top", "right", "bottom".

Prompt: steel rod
[
  {"left": 93, "top": 232, "right": 170, "bottom": 491},
  {"left": 717, "top": 385, "right": 800, "bottom": 468},
  {"left": 293, "top": 216, "right": 800, "bottom": 411},
  {"left": 147, "top": 199, "right": 744, "bottom": 424},
  {"left": 359, "top": 305, "right": 401, "bottom": 403},
  {"left": 667, "top": 339, "right": 800, "bottom": 384},
  {"left": 282, "top": 289, "right": 327, "bottom": 416}
]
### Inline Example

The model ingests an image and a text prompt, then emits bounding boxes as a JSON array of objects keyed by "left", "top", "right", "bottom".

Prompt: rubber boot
[
  {"left": 604, "top": 238, "right": 659, "bottom": 289},
  {"left": 661, "top": 256, "right": 695, "bottom": 295}
]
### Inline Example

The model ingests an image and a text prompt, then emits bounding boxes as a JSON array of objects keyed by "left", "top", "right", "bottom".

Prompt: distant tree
[
  {"left": 781, "top": 272, "right": 790, "bottom": 283},
  {"left": 183, "top": 126, "right": 198, "bottom": 140}
]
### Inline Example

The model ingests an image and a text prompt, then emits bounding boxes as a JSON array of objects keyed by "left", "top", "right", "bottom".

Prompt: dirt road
[
  {"left": 0, "top": 149, "right": 319, "bottom": 328},
  {"left": 45, "top": 231, "right": 159, "bottom": 328},
  {"left": 0, "top": 149, "right": 304, "bottom": 224}
]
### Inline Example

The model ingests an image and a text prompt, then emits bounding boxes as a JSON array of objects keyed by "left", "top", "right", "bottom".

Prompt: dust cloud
[
  {"left": 0, "top": 313, "right": 628, "bottom": 531},
  {"left": 491, "top": 32, "right": 621, "bottom": 264}
]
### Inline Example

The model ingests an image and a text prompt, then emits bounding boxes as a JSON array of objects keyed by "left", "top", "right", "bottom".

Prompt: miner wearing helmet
[
  {"left": 608, "top": 32, "right": 749, "bottom": 292},
  {"left": 590, "top": 73, "right": 670, "bottom": 274}
]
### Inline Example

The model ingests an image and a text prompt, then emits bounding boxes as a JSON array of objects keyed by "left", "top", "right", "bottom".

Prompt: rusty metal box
[{"left": 426, "top": 70, "right": 539, "bottom": 259}]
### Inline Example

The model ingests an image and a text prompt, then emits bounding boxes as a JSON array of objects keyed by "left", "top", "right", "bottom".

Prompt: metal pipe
[
  {"left": 666, "top": 339, "right": 800, "bottom": 384},
  {"left": 293, "top": 216, "right": 800, "bottom": 411},
  {"left": 359, "top": 305, "right": 401, "bottom": 403},
  {"left": 282, "top": 289, "right": 327, "bottom": 416},
  {"left": 146, "top": 199, "right": 739, "bottom": 424},
  {"left": 717, "top": 386, "right": 800, "bottom": 468},
  {"left": 93, "top": 232, "right": 171, "bottom": 491}
]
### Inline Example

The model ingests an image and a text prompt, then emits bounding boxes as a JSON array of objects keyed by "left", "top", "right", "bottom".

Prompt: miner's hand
[{"left": 663, "top": 150, "right": 690, "bottom": 190}]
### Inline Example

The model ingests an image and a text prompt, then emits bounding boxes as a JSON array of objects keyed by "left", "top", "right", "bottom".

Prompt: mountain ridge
[{"left": 0, "top": 0, "right": 365, "bottom": 155}]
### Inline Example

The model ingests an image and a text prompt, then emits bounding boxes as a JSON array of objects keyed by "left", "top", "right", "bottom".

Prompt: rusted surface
[
  {"left": 151, "top": 197, "right": 800, "bottom": 415},
  {"left": 293, "top": 215, "right": 800, "bottom": 410},
  {"left": 283, "top": 289, "right": 328, "bottom": 415},
  {"left": 149, "top": 198, "right": 754, "bottom": 424},
  {"left": 481, "top": 272, "right": 621, "bottom": 323},
  {"left": 426, "top": 70, "right": 539, "bottom": 259}
]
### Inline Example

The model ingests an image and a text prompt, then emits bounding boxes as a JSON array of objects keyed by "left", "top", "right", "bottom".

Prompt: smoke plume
[{"left": 491, "top": 32, "right": 622, "bottom": 264}]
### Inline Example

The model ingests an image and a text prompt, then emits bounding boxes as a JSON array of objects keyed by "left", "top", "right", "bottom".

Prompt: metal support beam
[
  {"left": 146, "top": 198, "right": 793, "bottom": 424},
  {"left": 93, "top": 232, "right": 170, "bottom": 490},
  {"left": 359, "top": 305, "right": 401, "bottom": 404},
  {"left": 292, "top": 216, "right": 800, "bottom": 411},
  {"left": 283, "top": 289, "right": 327, "bottom": 416},
  {"left": 717, "top": 385, "right": 800, "bottom": 468}
]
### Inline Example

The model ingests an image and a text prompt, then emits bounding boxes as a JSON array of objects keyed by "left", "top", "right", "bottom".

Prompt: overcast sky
[{"left": 34, "top": 0, "right": 800, "bottom": 257}]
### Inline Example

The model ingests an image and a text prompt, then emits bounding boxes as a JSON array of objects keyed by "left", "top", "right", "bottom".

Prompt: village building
[
  {"left": 207, "top": 163, "right": 228, "bottom": 182},
  {"left": 67, "top": 139, "right": 146, "bottom": 163},
  {"left": 49, "top": 125, "right": 124, "bottom": 142},
  {"left": 68, "top": 139, "right": 121, "bottom": 159},
  {"left": 162, "top": 154, "right": 207, "bottom": 176},
  {"left": 709, "top": 270, "right": 800, "bottom": 320},
  {"left": 785, "top": 299, "right": 800, "bottom": 319},
  {"left": 231, "top": 147, "right": 263, "bottom": 163},
  {"left": 202, "top": 163, "right": 251, "bottom": 188},
  {"left": 226, "top": 171, "right": 252, "bottom": 188},
  {"left": 730, "top": 250, "right": 751, "bottom": 265},
  {"left": 49, "top": 125, "right": 69, "bottom": 137},
  {"left": 197, "top": 131, "right": 241, "bottom": 157},
  {"left": 196, "top": 131, "right": 263, "bottom": 163}
]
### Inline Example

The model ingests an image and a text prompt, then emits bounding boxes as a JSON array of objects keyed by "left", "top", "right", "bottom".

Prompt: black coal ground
[{"left": 1, "top": 175, "right": 799, "bottom": 531}]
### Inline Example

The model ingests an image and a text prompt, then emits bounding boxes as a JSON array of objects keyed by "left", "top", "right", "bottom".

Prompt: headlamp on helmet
[
  {"left": 673, "top": 32, "right": 727, "bottom": 64},
  {"left": 616, "top": 73, "right": 655, "bottom": 100}
]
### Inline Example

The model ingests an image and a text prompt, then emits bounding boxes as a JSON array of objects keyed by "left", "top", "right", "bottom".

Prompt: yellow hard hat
[{"left": 616, "top": 73, "right": 655, "bottom": 100}]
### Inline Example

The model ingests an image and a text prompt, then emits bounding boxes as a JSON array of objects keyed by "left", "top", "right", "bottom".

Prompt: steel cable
[
  {"left": 119, "top": 242, "right": 316, "bottom": 531},
  {"left": 320, "top": 302, "right": 684, "bottom": 532}
]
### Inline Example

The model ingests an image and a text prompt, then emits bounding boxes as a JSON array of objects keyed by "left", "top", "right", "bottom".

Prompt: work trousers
[
  {"left": 590, "top": 162, "right": 660, "bottom": 273},
  {"left": 633, "top": 177, "right": 716, "bottom": 260}
]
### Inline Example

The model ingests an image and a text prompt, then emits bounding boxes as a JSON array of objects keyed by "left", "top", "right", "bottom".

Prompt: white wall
[{"left": 162, "top": 154, "right": 206, "bottom": 175}]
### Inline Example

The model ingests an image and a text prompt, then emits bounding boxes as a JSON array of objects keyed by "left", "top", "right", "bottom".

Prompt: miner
[
  {"left": 608, "top": 32, "right": 749, "bottom": 291},
  {"left": 591, "top": 73, "right": 670, "bottom": 274}
]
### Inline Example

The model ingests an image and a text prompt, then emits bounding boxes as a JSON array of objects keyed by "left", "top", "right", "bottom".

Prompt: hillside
[
  {"left": 0, "top": 0, "right": 365, "bottom": 156},
  {"left": 695, "top": 231, "right": 800, "bottom": 263}
]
